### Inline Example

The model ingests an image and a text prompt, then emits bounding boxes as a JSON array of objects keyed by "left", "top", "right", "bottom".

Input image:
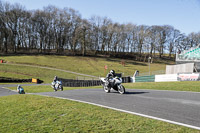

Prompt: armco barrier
[
  {"left": 58, "top": 77, "right": 132, "bottom": 87},
  {"left": 0, "top": 77, "right": 32, "bottom": 83},
  {"left": 58, "top": 78, "right": 101, "bottom": 87},
  {"left": 122, "top": 77, "right": 131, "bottom": 83},
  {"left": 135, "top": 75, "right": 155, "bottom": 82}
]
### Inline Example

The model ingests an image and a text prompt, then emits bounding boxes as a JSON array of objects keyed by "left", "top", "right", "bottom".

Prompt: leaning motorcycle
[
  {"left": 100, "top": 76, "right": 125, "bottom": 94},
  {"left": 51, "top": 80, "right": 63, "bottom": 91},
  {"left": 18, "top": 87, "right": 25, "bottom": 94}
]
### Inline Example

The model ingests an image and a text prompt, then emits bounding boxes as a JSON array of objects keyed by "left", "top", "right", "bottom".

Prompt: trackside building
[
  {"left": 133, "top": 44, "right": 200, "bottom": 82},
  {"left": 176, "top": 44, "right": 200, "bottom": 72}
]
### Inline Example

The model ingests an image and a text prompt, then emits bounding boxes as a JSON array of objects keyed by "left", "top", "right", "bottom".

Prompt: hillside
[{"left": 0, "top": 55, "right": 174, "bottom": 83}]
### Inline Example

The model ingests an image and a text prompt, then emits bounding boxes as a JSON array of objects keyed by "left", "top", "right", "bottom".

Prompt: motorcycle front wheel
[
  {"left": 118, "top": 85, "right": 125, "bottom": 94},
  {"left": 103, "top": 86, "right": 110, "bottom": 93}
]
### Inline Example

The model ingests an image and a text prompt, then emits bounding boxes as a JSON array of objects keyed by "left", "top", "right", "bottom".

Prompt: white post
[{"left": 148, "top": 57, "right": 151, "bottom": 75}]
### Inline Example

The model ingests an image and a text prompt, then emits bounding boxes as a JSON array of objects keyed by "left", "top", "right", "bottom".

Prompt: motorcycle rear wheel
[{"left": 61, "top": 86, "right": 63, "bottom": 91}]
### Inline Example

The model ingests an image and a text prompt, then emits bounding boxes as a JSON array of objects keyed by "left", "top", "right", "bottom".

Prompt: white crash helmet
[{"left": 110, "top": 70, "right": 115, "bottom": 75}]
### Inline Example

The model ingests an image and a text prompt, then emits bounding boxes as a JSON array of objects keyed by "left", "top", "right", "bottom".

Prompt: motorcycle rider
[
  {"left": 52, "top": 76, "right": 58, "bottom": 90},
  {"left": 106, "top": 70, "right": 116, "bottom": 88},
  {"left": 53, "top": 76, "right": 58, "bottom": 82},
  {"left": 17, "top": 85, "right": 25, "bottom": 94}
]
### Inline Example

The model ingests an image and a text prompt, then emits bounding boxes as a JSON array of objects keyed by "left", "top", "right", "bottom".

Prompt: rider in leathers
[
  {"left": 52, "top": 76, "right": 58, "bottom": 90},
  {"left": 106, "top": 70, "right": 115, "bottom": 88}
]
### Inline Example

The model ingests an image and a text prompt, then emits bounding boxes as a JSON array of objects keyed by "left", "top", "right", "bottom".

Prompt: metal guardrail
[
  {"left": 58, "top": 78, "right": 101, "bottom": 87},
  {"left": 0, "top": 77, "right": 32, "bottom": 83},
  {"left": 122, "top": 77, "right": 131, "bottom": 83},
  {"left": 59, "top": 77, "right": 132, "bottom": 87}
]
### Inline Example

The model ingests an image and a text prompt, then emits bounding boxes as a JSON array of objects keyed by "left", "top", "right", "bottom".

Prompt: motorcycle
[
  {"left": 51, "top": 80, "right": 63, "bottom": 91},
  {"left": 17, "top": 87, "right": 25, "bottom": 94},
  {"left": 100, "top": 76, "right": 125, "bottom": 94}
]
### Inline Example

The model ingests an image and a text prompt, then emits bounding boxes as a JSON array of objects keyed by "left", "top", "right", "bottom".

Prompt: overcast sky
[{"left": 4, "top": 0, "right": 200, "bottom": 35}]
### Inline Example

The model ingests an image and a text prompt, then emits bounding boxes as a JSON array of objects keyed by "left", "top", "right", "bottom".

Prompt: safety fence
[
  {"left": 122, "top": 77, "right": 131, "bottom": 83},
  {"left": 135, "top": 75, "right": 155, "bottom": 82},
  {"left": 0, "top": 77, "right": 131, "bottom": 86},
  {"left": 0, "top": 77, "right": 32, "bottom": 83},
  {"left": 133, "top": 72, "right": 200, "bottom": 83},
  {"left": 58, "top": 78, "right": 101, "bottom": 87},
  {"left": 58, "top": 77, "right": 132, "bottom": 87}
]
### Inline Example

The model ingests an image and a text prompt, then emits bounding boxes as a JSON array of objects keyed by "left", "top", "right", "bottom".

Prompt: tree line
[{"left": 0, "top": 1, "right": 200, "bottom": 61}]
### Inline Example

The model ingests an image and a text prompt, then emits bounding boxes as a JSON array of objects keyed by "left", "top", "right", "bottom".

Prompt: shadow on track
[
  {"left": 124, "top": 91, "right": 149, "bottom": 95},
  {"left": 107, "top": 91, "right": 149, "bottom": 95}
]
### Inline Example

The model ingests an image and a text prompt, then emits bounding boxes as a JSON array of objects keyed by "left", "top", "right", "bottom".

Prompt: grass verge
[
  {"left": 124, "top": 81, "right": 200, "bottom": 92},
  {"left": 7, "top": 85, "right": 102, "bottom": 93},
  {"left": 0, "top": 95, "right": 198, "bottom": 132}
]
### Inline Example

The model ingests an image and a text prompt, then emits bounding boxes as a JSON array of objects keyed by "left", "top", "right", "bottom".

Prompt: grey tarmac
[{"left": 0, "top": 84, "right": 50, "bottom": 97}]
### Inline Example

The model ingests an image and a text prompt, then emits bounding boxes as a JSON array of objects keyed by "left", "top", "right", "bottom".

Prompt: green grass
[
  {"left": 7, "top": 85, "right": 101, "bottom": 93},
  {"left": 1, "top": 55, "right": 172, "bottom": 79},
  {"left": 0, "top": 94, "right": 198, "bottom": 133},
  {"left": 0, "top": 63, "right": 78, "bottom": 83},
  {"left": 124, "top": 81, "right": 200, "bottom": 92}
]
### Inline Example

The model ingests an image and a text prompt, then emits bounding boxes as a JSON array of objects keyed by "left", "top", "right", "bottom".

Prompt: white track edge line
[
  {"left": 2, "top": 87, "right": 17, "bottom": 92},
  {"left": 33, "top": 94, "right": 200, "bottom": 130}
]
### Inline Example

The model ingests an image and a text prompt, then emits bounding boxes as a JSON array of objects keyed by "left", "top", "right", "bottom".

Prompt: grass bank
[
  {"left": 0, "top": 95, "right": 198, "bottom": 132},
  {"left": 124, "top": 81, "right": 200, "bottom": 92},
  {"left": 0, "top": 64, "right": 78, "bottom": 83},
  {"left": 1, "top": 55, "right": 171, "bottom": 77}
]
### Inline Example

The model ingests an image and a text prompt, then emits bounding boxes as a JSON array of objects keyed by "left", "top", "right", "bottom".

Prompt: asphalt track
[
  {"left": 0, "top": 85, "right": 18, "bottom": 96},
  {"left": 0, "top": 84, "right": 50, "bottom": 97},
  {"left": 1, "top": 85, "right": 200, "bottom": 130}
]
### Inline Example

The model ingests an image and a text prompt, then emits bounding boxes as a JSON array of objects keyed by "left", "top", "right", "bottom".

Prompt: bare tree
[
  {"left": 1, "top": 0, "right": 200, "bottom": 61},
  {"left": 67, "top": 8, "right": 81, "bottom": 55}
]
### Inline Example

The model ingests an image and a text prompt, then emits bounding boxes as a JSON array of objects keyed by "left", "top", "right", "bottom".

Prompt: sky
[{"left": 3, "top": 0, "right": 200, "bottom": 35}]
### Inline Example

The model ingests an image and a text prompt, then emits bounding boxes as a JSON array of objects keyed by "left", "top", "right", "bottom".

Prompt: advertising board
[
  {"left": 155, "top": 74, "right": 177, "bottom": 82},
  {"left": 177, "top": 73, "right": 200, "bottom": 81}
]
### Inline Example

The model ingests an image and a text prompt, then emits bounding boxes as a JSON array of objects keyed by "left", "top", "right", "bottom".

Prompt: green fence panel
[{"left": 135, "top": 75, "right": 155, "bottom": 82}]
